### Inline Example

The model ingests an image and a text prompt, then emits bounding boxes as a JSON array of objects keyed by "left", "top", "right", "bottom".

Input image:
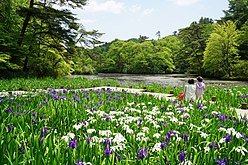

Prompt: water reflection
[{"left": 69, "top": 73, "right": 248, "bottom": 87}]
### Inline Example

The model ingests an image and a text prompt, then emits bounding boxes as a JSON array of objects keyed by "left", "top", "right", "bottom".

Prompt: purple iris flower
[
  {"left": 137, "top": 147, "right": 148, "bottom": 160},
  {"left": 176, "top": 104, "right": 181, "bottom": 107},
  {"left": 216, "top": 157, "right": 227, "bottom": 165},
  {"left": 75, "top": 98, "right": 80, "bottom": 103},
  {"left": 246, "top": 138, "right": 248, "bottom": 143},
  {"left": 99, "top": 100, "right": 103, "bottom": 105},
  {"left": 59, "top": 96, "right": 66, "bottom": 100},
  {"left": 117, "top": 154, "right": 121, "bottom": 161},
  {"left": 165, "top": 131, "right": 176, "bottom": 142},
  {"left": 69, "top": 138, "right": 78, "bottom": 149},
  {"left": 5, "top": 107, "right": 13, "bottom": 113},
  {"left": 233, "top": 117, "right": 237, "bottom": 124},
  {"left": 209, "top": 142, "right": 219, "bottom": 150},
  {"left": 179, "top": 109, "right": 184, "bottom": 113},
  {"left": 74, "top": 160, "right": 86, "bottom": 165},
  {"left": 8, "top": 125, "right": 15, "bottom": 132},
  {"left": 160, "top": 142, "right": 168, "bottom": 149},
  {"left": 86, "top": 137, "right": 92, "bottom": 144},
  {"left": 219, "top": 114, "right": 226, "bottom": 122},
  {"left": 172, "top": 99, "right": 178, "bottom": 104},
  {"left": 110, "top": 106, "right": 115, "bottom": 111},
  {"left": 197, "top": 104, "right": 203, "bottom": 110},
  {"left": 178, "top": 151, "right": 188, "bottom": 162},
  {"left": 161, "top": 106, "right": 166, "bottom": 110},
  {"left": 32, "top": 119, "right": 37, "bottom": 124},
  {"left": 182, "top": 134, "right": 189, "bottom": 142},
  {"left": 183, "top": 115, "right": 190, "bottom": 119},
  {"left": 224, "top": 135, "right": 232, "bottom": 143},
  {"left": 82, "top": 120, "right": 87, "bottom": 126},
  {"left": 104, "top": 147, "right": 112, "bottom": 156},
  {"left": 102, "top": 138, "right": 111, "bottom": 146},
  {"left": 40, "top": 128, "right": 49, "bottom": 136},
  {"left": 43, "top": 99, "right": 48, "bottom": 105},
  {"left": 40, "top": 114, "right": 44, "bottom": 120},
  {"left": 90, "top": 108, "right": 95, "bottom": 113},
  {"left": 103, "top": 115, "right": 110, "bottom": 121},
  {"left": 83, "top": 104, "right": 88, "bottom": 108},
  {"left": 163, "top": 122, "right": 168, "bottom": 127},
  {"left": 40, "top": 138, "right": 44, "bottom": 144},
  {"left": 24, "top": 110, "right": 30, "bottom": 114}
]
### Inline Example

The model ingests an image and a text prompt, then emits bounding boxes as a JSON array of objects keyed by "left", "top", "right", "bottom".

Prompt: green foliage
[
  {"left": 72, "top": 48, "right": 97, "bottom": 75},
  {"left": 239, "top": 20, "right": 248, "bottom": 60},
  {"left": 98, "top": 38, "right": 176, "bottom": 74},
  {"left": 232, "top": 60, "right": 248, "bottom": 79},
  {"left": 203, "top": 22, "right": 240, "bottom": 78},
  {"left": 222, "top": 0, "right": 248, "bottom": 29},
  {"left": 177, "top": 18, "right": 214, "bottom": 74}
]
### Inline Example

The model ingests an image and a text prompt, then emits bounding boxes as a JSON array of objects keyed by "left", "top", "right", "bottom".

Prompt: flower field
[{"left": 0, "top": 78, "right": 248, "bottom": 164}]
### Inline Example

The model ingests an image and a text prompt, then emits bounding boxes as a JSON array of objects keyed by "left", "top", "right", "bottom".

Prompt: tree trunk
[
  {"left": 18, "top": 0, "right": 34, "bottom": 46},
  {"left": 10, "top": 0, "right": 34, "bottom": 65}
]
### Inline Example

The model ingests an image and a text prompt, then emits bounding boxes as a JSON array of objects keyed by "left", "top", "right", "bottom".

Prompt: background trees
[
  {"left": 203, "top": 22, "right": 240, "bottom": 78},
  {"left": 0, "top": 0, "right": 89, "bottom": 77},
  {"left": 177, "top": 18, "right": 213, "bottom": 75},
  {"left": 0, "top": 0, "right": 247, "bottom": 79}
]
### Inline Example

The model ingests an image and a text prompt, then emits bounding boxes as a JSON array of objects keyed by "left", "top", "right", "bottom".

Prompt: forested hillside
[{"left": 0, "top": 0, "right": 247, "bottom": 79}]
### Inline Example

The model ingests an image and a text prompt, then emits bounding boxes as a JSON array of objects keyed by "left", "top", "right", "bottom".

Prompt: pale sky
[{"left": 71, "top": 0, "right": 229, "bottom": 42}]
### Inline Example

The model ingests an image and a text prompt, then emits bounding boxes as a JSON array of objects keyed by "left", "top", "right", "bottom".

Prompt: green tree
[
  {"left": 0, "top": 0, "right": 90, "bottom": 77},
  {"left": 239, "top": 20, "right": 248, "bottom": 60},
  {"left": 160, "top": 35, "right": 183, "bottom": 73},
  {"left": 203, "top": 22, "right": 240, "bottom": 78},
  {"left": 0, "top": 0, "right": 23, "bottom": 70},
  {"left": 177, "top": 18, "right": 213, "bottom": 74},
  {"left": 222, "top": 0, "right": 248, "bottom": 29}
]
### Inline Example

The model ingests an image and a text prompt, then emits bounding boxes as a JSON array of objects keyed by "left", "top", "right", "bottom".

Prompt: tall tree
[
  {"left": 222, "top": 0, "right": 248, "bottom": 29},
  {"left": 203, "top": 22, "right": 240, "bottom": 78},
  {"left": 2, "top": 0, "right": 89, "bottom": 77},
  {"left": 177, "top": 18, "right": 213, "bottom": 74},
  {"left": 155, "top": 31, "right": 161, "bottom": 39},
  {"left": 0, "top": 0, "right": 23, "bottom": 70}
]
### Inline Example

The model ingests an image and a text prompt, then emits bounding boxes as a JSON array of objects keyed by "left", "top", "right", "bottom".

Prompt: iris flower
[{"left": 137, "top": 147, "right": 148, "bottom": 160}]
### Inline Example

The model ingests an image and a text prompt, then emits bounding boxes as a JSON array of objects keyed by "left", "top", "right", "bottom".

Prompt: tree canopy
[{"left": 0, "top": 0, "right": 247, "bottom": 79}]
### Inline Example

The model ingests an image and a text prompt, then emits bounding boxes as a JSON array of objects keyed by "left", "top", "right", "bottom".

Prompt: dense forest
[{"left": 0, "top": 0, "right": 248, "bottom": 79}]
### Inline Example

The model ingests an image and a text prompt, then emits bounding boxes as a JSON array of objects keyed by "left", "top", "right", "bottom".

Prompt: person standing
[
  {"left": 196, "top": 76, "right": 205, "bottom": 100},
  {"left": 184, "top": 79, "right": 196, "bottom": 102}
]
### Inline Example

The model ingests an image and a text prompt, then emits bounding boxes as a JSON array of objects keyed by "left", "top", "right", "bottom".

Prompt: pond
[{"left": 67, "top": 73, "right": 248, "bottom": 87}]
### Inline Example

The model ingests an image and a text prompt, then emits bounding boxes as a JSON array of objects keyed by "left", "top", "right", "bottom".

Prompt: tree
[
  {"left": 203, "top": 21, "right": 240, "bottom": 78},
  {"left": 239, "top": 20, "right": 248, "bottom": 60},
  {"left": 177, "top": 18, "right": 213, "bottom": 74},
  {"left": 138, "top": 35, "right": 149, "bottom": 43},
  {"left": 0, "top": 0, "right": 90, "bottom": 77},
  {"left": 222, "top": 0, "right": 248, "bottom": 29},
  {"left": 155, "top": 31, "right": 161, "bottom": 39},
  {"left": 0, "top": 0, "right": 23, "bottom": 70}
]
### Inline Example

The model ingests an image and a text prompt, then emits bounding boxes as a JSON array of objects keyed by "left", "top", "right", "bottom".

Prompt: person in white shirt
[{"left": 184, "top": 79, "right": 196, "bottom": 102}]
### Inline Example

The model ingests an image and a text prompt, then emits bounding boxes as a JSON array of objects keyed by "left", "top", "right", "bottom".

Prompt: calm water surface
[{"left": 68, "top": 73, "right": 248, "bottom": 87}]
